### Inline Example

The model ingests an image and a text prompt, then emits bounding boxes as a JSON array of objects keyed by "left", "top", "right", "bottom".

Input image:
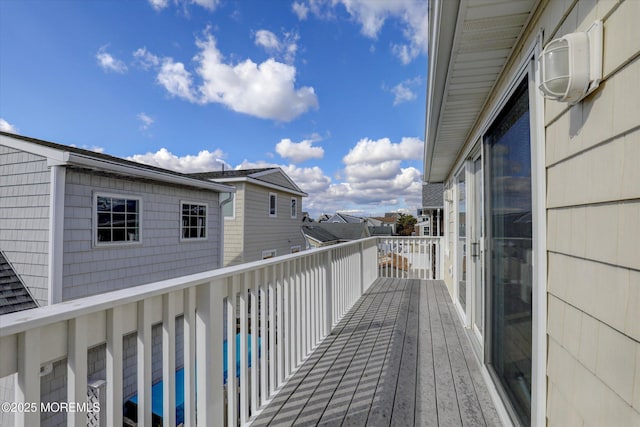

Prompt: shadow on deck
[{"left": 252, "top": 278, "right": 501, "bottom": 426}]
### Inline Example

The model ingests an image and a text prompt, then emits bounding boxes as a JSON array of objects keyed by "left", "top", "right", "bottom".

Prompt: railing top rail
[{"left": 0, "top": 237, "right": 379, "bottom": 338}]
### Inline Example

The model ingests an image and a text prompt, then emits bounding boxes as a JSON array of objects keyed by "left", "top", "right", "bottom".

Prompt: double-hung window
[
  {"left": 290, "top": 197, "right": 297, "bottom": 218},
  {"left": 269, "top": 193, "right": 277, "bottom": 217},
  {"left": 181, "top": 202, "right": 207, "bottom": 240},
  {"left": 95, "top": 194, "right": 140, "bottom": 245}
]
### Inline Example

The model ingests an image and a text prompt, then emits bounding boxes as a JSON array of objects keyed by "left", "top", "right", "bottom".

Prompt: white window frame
[
  {"left": 180, "top": 201, "right": 208, "bottom": 242},
  {"left": 221, "top": 193, "right": 235, "bottom": 220},
  {"left": 262, "top": 249, "right": 277, "bottom": 259},
  {"left": 268, "top": 192, "right": 277, "bottom": 217},
  {"left": 93, "top": 192, "right": 142, "bottom": 247},
  {"left": 290, "top": 197, "right": 297, "bottom": 219}
]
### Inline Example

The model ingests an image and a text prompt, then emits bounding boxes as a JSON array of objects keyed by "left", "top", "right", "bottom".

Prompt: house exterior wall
[
  {"left": 0, "top": 145, "right": 50, "bottom": 305},
  {"left": 441, "top": 0, "right": 640, "bottom": 424},
  {"left": 222, "top": 183, "right": 246, "bottom": 266},
  {"left": 541, "top": 0, "right": 640, "bottom": 424},
  {"left": 62, "top": 168, "right": 221, "bottom": 300},
  {"left": 242, "top": 182, "right": 305, "bottom": 262}
]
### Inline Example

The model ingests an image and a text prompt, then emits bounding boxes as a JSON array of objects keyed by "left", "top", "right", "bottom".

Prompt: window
[
  {"left": 181, "top": 202, "right": 207, "bottom": 240},
  {"left": 290, "top": 198, "right": 297, "bottom": 218},
  {"left": 269, "top": 193, "right": 277, "bottom": 217},
  {"left": 95, "top": 194, "right": 140, "bottom": 245},
  {"left": 291, "top": 246, "right": 301, "bottom": 253},
  {"left": 221, "top": 193, "right": 235, "bottom": 219},
  {"left": 262, "top": 249, "right": 277, "bottom": 259}
]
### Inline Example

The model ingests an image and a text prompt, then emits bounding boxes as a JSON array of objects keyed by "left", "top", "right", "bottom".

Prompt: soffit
[{"left": 425, "top": 0, "right": 536, "bottom": 182}]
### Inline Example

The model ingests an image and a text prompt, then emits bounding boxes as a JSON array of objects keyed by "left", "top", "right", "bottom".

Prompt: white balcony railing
[{"left": 0, "top": 236, "right": 441, "bottom": 427}]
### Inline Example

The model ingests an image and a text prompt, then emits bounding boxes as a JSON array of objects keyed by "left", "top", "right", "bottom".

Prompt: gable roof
[
  {"left": 326, "top": 213, "right": 365, "bottom": 224},
  {"left": 0, "top": 251, "right": 38, "bottom": 315},
  {"left": 192, "top": 167, "right": 307, "bottom": 197},
  {"left": 0, "top": 131, "right": 235, "bottom": 193}
]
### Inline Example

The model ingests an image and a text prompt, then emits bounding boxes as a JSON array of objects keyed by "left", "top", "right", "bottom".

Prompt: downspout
[
  {"left": 218, "top": 192, "right": 234, "bottom": 268},
  {"left": 47, "top": 162, "right": 66, "bottom": 305}
]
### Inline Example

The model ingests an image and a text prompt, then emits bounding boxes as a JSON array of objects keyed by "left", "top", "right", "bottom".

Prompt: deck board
[{"left": 252, "top": 278, "right": 502, "bottom": 427}]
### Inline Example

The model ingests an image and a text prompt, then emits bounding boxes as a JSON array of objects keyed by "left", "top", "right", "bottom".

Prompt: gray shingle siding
[
  {"left": 0, "top": 144, "right": 50, "bottom": 305},
  {"left": 62, "top": 169, "right": 221, "bottom": 300},
  {"left": 422, "top": 182, "right": 444, "bottom": 208}
]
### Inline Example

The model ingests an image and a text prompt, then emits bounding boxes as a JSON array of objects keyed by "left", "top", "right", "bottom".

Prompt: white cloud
[
  {"left": 147, "top": 0, "right": 219, "bottom": 12},
  {"left": 254, "top": 29, "right": 299, "bottom": 64},
  {"left": 96, "top": 46, "right": 128, "bottom": 73},
  {"left": 255, "top": 30, "right": 280, "bottom": 50},
  {"left": 133, "top": 47, "right": 160, "bottom": 69},
  {"left": 0, "top": 118, "right": 18, "bottom": 133},
  {"left": 388, "top": 76, "right": 421, "bottom": 105},
  {"left": 138, "top": 30, "right": 317, "bottom": 122},
  {"left": 70, "top": 144, "right": 105, "bottom": 153},
  {"left": 275, "top": 138, "right": 324, "bottom": 163},
  {"left": 292, "top": 2, "right": 309, "bottom": 20},
  {"left": 137, "top": 112, "right": 154, "bottom": 130},
  {"left": 343, "top": 137, "right": 423, "bottom": 165},
  {"left": 157, "top": 58, "right": 198, "bottom": 102},
  {"left": 148, "top": 0, "right": 169, "bottom": 11},
  {"left": 128, "top": 148, "right": 229, "bottom": 173},
  {"left": 296, "top": 0, "right": 428, "bottom": 64}
]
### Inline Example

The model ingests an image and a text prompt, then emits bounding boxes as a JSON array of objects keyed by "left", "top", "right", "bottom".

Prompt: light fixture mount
[{"left": 538, "top": 21, "right": 603, "bottom": 104}]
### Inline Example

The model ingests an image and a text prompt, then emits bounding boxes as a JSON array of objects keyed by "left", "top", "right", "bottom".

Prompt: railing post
[
  {"left": 359, "top": 241, "right": 364, "bottom": 297},
  {"left": 15, "top": 329, "right": 40, "bottom": 427},
  {"left": 325, "top": 250, "right": 333, "bottom": 333},
  {"left": 67, "top": 316, "right": 88, "bottom": 427}
]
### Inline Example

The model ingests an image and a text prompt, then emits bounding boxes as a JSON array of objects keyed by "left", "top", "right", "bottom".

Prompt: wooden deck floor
[{"left": 252, "top": 278, "right": 502, "bottom": 426}]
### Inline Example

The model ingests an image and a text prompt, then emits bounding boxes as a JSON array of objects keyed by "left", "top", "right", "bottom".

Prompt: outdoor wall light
[{"left": 538, "top": 21, "right": 603, "bottom": 104}]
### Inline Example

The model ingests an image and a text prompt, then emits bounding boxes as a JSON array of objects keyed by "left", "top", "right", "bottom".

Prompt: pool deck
[{"left": 251, "top": 278, "right": 501, "bottom": 426}]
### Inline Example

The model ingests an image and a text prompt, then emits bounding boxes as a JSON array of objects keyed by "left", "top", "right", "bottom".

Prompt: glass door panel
[
  {"left": 486, "top": 79, "right": 533, "bottom": 426},
  {"left": 456, "top": 169, "right": 467, "bottom": 313},
  {"left": 472, "top": 156, "right": 484, "bottom": 338}
]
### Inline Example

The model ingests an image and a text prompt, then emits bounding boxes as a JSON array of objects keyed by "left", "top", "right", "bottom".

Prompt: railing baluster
[
  {"left": 239, "top": 273, "right": 249, "bottom": 425},
  {"left": 250, "top": 271, "right": 259, "bottom": 417},
  {"left": 268, "top": 266, "right": 276, "bottom": 396},
  {"left": 68, "top": 316, "right": 88, "bottom": 427},
  {"left": 259, "top": 269, "right": 268, "bottom": 405},
  {"left": 106, "top": 306, "right": 123, "bottom": 427},
  {"left": 137, "top": 299, "right": 152, "bottom": 427},
  {"left": 162, "top": 292, "right": 177, "bottom": 427},
  {"left": 283, "top": 261, "right": 291, "bottom": 378},
  {"left": 276, "top": 264, "right": 285, "bottom": 387},
  {"left": 196, "top": 281, "right": 224, "bottom": 425},
  {"left": 183, "top": 287, "right": 196, "bottom": 427},
  {"left": 227, "top": 277, "right": 237, "bottom": 426}
]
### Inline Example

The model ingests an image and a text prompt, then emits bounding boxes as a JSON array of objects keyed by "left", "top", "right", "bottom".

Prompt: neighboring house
[
  {"left": 0, "top": 131, "right": 234, "bottom": 425},
  {"left": 369, "top": 216, "right": 397, "bottom": 234},
  {"left": 302, "top": 222, "right": 370, "bottom": 248},
  {"left": 426, "top": 0, "right": 639, "bottom": 425},
  {"left": 416, "top": 182, "right": 444, "bottom": 237},
  {"left": 324, "top": 212, "right": 366, "bottom": 224},
  {"left": 192, "top": 168, "right": 307, "bottom": 266},
  {"left": 368, "top": 226, "right": 393, "bottom": 237},
  {"left": 317, "top": 213, "right": 331, "bottom": 222}
]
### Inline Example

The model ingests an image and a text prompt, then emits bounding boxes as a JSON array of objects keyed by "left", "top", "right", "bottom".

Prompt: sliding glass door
[{"left": 485, "top": 79, "right": 533, "bottom": 426}]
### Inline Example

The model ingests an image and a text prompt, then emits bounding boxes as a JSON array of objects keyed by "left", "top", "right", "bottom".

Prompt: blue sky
[{"left": 0, "top": 0, "right": 428, "bottom": 218}]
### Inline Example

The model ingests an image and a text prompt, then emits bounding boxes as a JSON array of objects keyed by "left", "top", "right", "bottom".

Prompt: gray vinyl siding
[
  {"left": 0, "top": 145, "right": 49, "bottom": 305},
  {"left": 242, "top": 183, "right": 305, "bottom": 262},
  {"left": 62, "top": 168, "right": 221, "bottom": 300},
  {"left": 222, "top": 183, "right": 245, "bottom": 266}
]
